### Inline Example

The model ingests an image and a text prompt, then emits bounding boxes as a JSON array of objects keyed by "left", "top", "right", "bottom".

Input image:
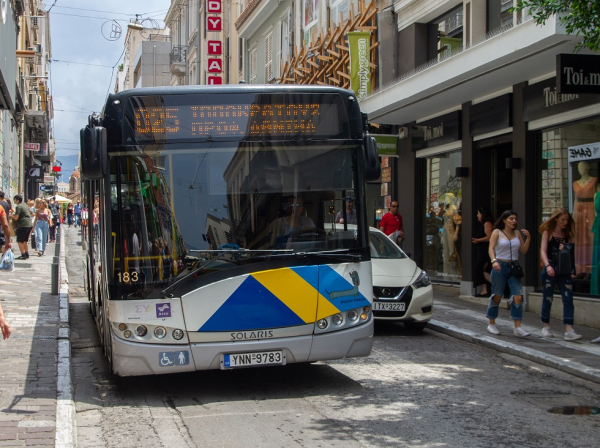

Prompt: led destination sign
[{"left": 127, "top": 94, "right": 346, "bottom": 143}]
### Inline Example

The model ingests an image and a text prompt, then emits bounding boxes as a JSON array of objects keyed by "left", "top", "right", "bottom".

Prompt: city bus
[{"left": 80, "top": 85, "right": 380, "bottom": 376}]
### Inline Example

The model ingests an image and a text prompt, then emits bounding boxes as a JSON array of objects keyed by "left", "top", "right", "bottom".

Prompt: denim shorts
[{"left": 491, "top": 260, "right": 523, "bottom": 298}]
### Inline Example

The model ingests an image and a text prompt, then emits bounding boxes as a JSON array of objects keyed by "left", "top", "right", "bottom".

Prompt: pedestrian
[
  {"left": 48, "top": 197, "right": 60, "bottom": 242},
  {"left": 66, "top": 203, "right": 74, "bottom": 227},
  {"left": 486, "top": 210, "right": 531, "bottom": 337},
  {"left": 335, "top": 196, "right": 357, "bottom": 224},
  {"left": 11, "top": 195, "right": 33, "bottom": 259},
  {"left": 539, "top": 208, "right": 582, "bottom": 341},
  {"left": 74, "top": 201, "right": 82, "bottom": 227},
  {"left": 0, "top": 300, "right": 10, "bottom": 340},
  {"left": 471, "top": 206, "right": 494, "bottom": 297},
  {"left": 0, "top": 201, "right": 12, "bottom": 254},
  {"left": 380, "top": 200, "right": 404, "bottom": 246},
  {"left": 31, "top": 198, "right": 51, "bottom": 256}
]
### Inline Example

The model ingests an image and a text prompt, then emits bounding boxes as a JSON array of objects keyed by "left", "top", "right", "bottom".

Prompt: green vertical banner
[
  {"left": 348, "top": 31, "right": 371, "bottom": 101},
  {"left": 439, "top": 36, "right": 461, "bottom": 59}
]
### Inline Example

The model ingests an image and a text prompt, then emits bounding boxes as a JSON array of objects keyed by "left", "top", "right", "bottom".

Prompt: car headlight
[{"left": 412, "top": 270, "right": 431, "bottom": 288}]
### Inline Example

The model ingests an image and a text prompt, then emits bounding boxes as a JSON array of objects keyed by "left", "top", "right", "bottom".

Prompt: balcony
[{"left": 170, "top": 46, "right": 187, "bottom": 76}]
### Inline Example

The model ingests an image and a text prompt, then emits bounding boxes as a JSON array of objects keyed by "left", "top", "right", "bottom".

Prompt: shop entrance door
[{"left": 475, "top": 139, "right": 513, "bottom": 220}]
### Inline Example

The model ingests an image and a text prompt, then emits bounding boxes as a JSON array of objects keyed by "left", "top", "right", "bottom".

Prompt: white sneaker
[
  {"left": 487, "top": 324, "right": 500, "bottom": 335},
  {"left": 514, "top": 327, "right": 530, "bottom": 338},
  {"left": 564, "top": 330, "right": 582, "bottom": 341},
  {"left": 541, "top": 327, "right": 553, "bottom": 338},
  {"left": 591, "top": 336, "right": 600, "bottom": 344}
]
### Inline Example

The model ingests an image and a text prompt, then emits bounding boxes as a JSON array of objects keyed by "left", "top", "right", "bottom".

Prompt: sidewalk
[
  {"left": 0, "top": 226, "right": 72, "bottom": 447},
  {"left": 429, "top": 288, "right": 600, "bottom": 384}
]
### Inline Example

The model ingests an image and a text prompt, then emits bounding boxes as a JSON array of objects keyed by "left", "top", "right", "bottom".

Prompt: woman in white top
[{"left": 486, "top": 210, "right": 531, "bottom": 337}]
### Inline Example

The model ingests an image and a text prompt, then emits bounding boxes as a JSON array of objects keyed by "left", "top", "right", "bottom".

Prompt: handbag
[
  {"left": 500, "top": 230, "right": 524, "bottom": 278},
  {"left": 552, "top": 242, "right": 575, "bottom": 276}
]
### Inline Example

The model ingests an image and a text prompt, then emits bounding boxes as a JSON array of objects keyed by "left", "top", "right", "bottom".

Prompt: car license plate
[
  {"left": 373, "top": 301, "right": 406, "bottom": 311},
  {"left": 221, "top": 351, "right": 285, "bottom": 369}
]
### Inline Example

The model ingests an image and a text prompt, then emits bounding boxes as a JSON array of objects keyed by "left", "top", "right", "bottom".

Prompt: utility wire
[{"left": 51, "top": 59, "right": 113, "bottom": 68}]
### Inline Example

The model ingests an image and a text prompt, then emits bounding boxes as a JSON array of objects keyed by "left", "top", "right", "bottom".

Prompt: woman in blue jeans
[
  {"left": 486, "top": 210, "right": 531, "bottom": 337},
  {"left": 31, "top": 199, "right": 51, "bottom": 256},
  {"left": 539, "top": 207, "right": 582, "bottom": 341}
]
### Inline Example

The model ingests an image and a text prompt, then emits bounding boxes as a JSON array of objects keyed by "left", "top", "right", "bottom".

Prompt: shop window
[
  {"left": 422, "top": 151, "right": 463, "bottom": 283},
  {"left": 536, "top": 116, "right": 600, "bottom": 296}
]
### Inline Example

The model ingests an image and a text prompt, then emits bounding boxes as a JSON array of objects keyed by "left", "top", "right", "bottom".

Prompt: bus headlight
[
  {"left": 348, "top": 310, "right": 359, "bottom": 321},
  {"left": 123, "top": 330, "right": 132, "bottom": 338},
  {"left": 331, "top": 314, "right": 343, "bottom": 326},
  {"left": 135, "top": 325, "right": 148, "bottom": 337},
  {"left": 172, "top": 329, "right": 184, "bottom": 340},
  {"left": 154, "top": 326, "right": 167, "bottom": 339},
  {"left": 118, "top": 323, "right": 127, "bottom": 331},
  {"left": 317, "top": 319, "right": 328, "bottom": 329}
]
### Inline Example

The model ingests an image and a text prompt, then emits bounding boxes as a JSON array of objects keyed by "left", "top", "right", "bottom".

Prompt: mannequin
[
  {"left": 442, "top": 197, "right": 462, "bottom": 277},
  {"left": 591, "top": 189, "right": 600, "bottom": 294},
  {"left": 573, "top": 161, "right": 597, "bottom": 274}
]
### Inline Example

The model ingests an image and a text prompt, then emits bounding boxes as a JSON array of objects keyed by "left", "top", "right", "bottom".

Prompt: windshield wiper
[
  {"left": 160, "top": 249, "right": 294, "bottom": 297},
  {"left": 264, "top": 249, "right": 362, "bottom": 261}
]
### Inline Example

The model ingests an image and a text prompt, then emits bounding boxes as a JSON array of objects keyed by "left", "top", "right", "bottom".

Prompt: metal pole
[{"left": 51, "top": 256, "right": 59, "bottom": 295}]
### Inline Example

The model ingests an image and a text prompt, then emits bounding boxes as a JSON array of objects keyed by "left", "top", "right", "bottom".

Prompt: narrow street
[{"left": 66, "top": 236, "right": 600, "bottom": 448}]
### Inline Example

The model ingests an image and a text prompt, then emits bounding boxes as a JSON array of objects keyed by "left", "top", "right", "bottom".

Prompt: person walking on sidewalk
[
  {"left": 31, "top": 199, "right": 51, "bottom": 256},
  {"left": 539, "top": 208, "right": 582, "bottom": 341},
  {"left": 11, "top": 195, "right": 33, "bottom": 259},
  {"left": 48, "top": 197, "right": 60, "bottom": 242},
  {"left": 472, "top": 206, "right": 494, "bottom": 297},
  {"left": 66, "top": 203, "right": 74, "bottom": 227},
  {"left": 0, "top": 300, "right": 11, "bottom": 340},
  {"left": 486, "top": 210, "right": 531, "bottom": 337}
]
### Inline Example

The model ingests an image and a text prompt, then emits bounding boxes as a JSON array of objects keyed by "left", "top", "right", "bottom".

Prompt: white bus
[{"left": 80, "top": 85, "right": 380, "bottom": 376}]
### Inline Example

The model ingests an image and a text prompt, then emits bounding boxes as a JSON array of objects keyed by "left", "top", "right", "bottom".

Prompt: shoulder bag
[
  {"left": 552, "top": 242, "right": 575, "bottom": 276},
  {"left": 501, "top": 230, "right": 524, "bottom": 278}
]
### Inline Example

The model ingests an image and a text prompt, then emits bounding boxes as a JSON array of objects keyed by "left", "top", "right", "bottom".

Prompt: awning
[{"left": 53, "top": 194, "right": 72, "bottom": 203}]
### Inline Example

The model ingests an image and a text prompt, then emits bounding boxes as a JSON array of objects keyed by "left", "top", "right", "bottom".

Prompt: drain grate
[{"left": 548, "top": 406, "right": 600, "bottom": 415}]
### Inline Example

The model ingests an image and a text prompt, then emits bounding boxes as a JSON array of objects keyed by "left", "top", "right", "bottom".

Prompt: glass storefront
[
  {"left": 422, "top": 151, "right": 463, "bottom": 283},
  {"left": 536, "top": 115, "right": 600, "bottom": 296}
]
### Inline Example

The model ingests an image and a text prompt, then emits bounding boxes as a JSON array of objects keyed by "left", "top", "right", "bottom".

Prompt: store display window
[
  {"left": 422, "top": 151, "right": 462, "bottom": 283},
  {"left": 536, "top": 116, "right": 600, "bottom": 296}
]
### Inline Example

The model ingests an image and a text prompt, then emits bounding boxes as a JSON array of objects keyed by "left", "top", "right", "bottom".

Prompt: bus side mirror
[
  {"left": 363, "top": 135, "right": 381, "bottom": 181},
  {"left": 80, "top": 126, "right": 108, "bottom": 179}
]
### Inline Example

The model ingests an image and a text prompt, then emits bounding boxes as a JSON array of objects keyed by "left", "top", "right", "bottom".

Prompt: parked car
[{"left": 369, "top": 227, "right": 433, "bottom": 331}]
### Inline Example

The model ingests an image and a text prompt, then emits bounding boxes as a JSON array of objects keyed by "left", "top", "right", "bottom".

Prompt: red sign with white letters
[
  {"left": 207, "top": 16, "right": 222, "bottom": 31},
  {"left": 207, "top": 0, "right": 221, "bottom": 13},
  {"left": 208, "top": 59, "right": 223, "bottom": 73},
  {"left": 208, "top": 41, "right": 222, "bottom": 55},
  {"left": 208, "top": 76, "right": 223, "bottom": 85}
]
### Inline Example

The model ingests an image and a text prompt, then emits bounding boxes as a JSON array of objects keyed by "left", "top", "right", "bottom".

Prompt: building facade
[
  {"left": 1, "top": 0, "right": 54, "bottom": 201},
  {"left": 360, "top": 0, "right": 600, "bottom": 324}
]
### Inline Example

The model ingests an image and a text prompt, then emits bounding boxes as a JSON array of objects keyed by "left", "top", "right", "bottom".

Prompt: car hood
[{"left": 371, "top": 258, "right": 419, "bottom": 287}]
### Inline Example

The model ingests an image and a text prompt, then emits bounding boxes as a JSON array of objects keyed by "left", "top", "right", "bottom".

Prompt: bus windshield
[{"left": 108, "top": 140, "right": 363, "bottom": 299}]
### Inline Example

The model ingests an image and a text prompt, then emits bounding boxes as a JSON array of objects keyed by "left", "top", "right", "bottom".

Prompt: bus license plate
[
  {"left": 222, "top": 351, "right": 285, "bottom": 369},
  {"left": 373, "top": 302, "right": 406, "bottom": 311}
]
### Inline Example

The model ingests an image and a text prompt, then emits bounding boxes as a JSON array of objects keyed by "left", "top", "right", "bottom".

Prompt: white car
[{"left": 369, "top": 227, "right": 433, "bottom": 331}]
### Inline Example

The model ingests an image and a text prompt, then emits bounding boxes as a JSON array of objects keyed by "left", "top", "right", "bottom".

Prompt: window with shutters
[
  {"left": 278, "top": 9, "right": 292, "bottom": 76},
  {"left": 249, "top": 47, "right": 257, "bottom": 84},
  {"left": 264, "top": 32, "right": 273, "bottom": 82}
]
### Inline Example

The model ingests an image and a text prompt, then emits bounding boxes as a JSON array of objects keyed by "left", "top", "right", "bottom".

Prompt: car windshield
[{"left": 369, "top": 230, "right": 408, "bottom": 259}]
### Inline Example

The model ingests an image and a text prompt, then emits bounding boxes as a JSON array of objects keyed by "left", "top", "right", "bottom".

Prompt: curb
[
  {"left": 55, "top": 231, "right": 76, "bottom": 447},
  {"left": 428, "top": 319, "right": 600, "bottom": 385}
]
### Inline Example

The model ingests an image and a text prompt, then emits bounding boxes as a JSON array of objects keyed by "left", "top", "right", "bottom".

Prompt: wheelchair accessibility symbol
[{"left": 159, "top": 351, "right": 190, "bottom": 367}]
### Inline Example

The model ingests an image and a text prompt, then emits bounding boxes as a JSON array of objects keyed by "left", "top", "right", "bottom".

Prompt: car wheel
[{"left": 404, "top": 321, "right": 428, "bottom": 331}]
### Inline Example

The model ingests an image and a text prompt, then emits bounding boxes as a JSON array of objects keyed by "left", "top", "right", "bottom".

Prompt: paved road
[{"left": 63, "top": 226, "right": 600, "bottom": 447}]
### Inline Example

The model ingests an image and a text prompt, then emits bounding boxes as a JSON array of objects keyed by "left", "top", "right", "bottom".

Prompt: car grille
[{"left": 373, "top": 286, "right": 413, "bottom": 318}]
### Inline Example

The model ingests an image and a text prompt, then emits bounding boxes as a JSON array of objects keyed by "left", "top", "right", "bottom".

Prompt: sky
[{"left": 48, "top": 0, "right": 169, "bottom": 166}]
